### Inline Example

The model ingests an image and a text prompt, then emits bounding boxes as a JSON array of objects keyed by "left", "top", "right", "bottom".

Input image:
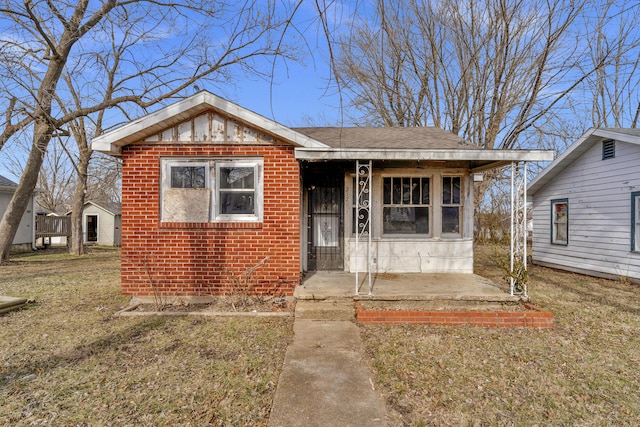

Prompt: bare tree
[
  {"left": 0, "top": 0, "right": 300, "bottom": 262},
  {"left": 335, "top": 0, "right": 608, "bottom": 149},
  {"left": 578, "top": 1, "right": 640, "bottom": 128}
]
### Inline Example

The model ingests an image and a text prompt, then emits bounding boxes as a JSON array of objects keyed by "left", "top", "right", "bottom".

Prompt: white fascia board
[
  {"left": 295, "top": 147, "right": 554, "bottom": 162},
  {"left": 593, "top": 128, "right": 640, "bottom": 145},
  {"left": 92, "top": 91, "right": 327, "bottom": 156},
  {"left": 529, "top": 128, "right": 640, "bottom": 195}
]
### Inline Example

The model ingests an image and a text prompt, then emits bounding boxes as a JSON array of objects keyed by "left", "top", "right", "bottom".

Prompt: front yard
[
  {"left": 0, "top": 248, "right": 292, "bottom": 426},
  {"left": 362, "top": 245, "right": 640, "bottom": 425},
  {"left": 1, "top": 246, "right": 640, "bottom": 425}
]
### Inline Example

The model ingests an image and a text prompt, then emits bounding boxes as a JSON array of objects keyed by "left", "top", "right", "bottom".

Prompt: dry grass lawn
[
  {"left": 361, "top": 244, "right": 640, "bottom": 426},
  {"left": 3, "top": 245, "right": 640, "bottom": 426},
  {"left": 0, "top": 248, "right": 292, "bottom": 426}
]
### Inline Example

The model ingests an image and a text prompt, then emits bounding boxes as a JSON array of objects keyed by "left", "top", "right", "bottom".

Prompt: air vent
[{"left": 602, "top": 139, "right": 615, "bottom": 160}]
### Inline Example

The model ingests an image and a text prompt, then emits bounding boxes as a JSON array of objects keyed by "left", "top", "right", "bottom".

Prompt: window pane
[
  {"left": 171, "top": 166, "right": 205, "bottom": 188},
  {"left": 411, "top": 178, "right": 420, "bottom": 204},
  {"left": 219, "top": 167, "right": 254, "bottom": 189},
  {"left": 552, "top": 202, "right": 568, "bottom": 244},
  {"left": 422, "top": 179, "right": 430, "bottom": 204},
  {"left": 392, "top": 178, "right": 402, "bottom": 204},
  {"left": 402, "top": 178, "right": 411, "bottom": 204},
  {"left": 442, "top": 207, "right": 460, "bottom": 233},
  {"left": 443, "top": 177, "right": 451, "bottom": 204},
  {"left": 383, "top": 178, "right": 391, "bottom": 204},
  {"left": 452, "top": 177, "right": 461, "bottom": 204},
  {"left": 384, "top": 207, "right": 414, "bottom": 233},
  {"left": 220, "top": 192, "right": 255, "bottom": 214},
  {"left": 415, "top": 207, "right": 429, "bottom": 233},
  {"left": 383, "top": 207, "right": 430, "bottom": 234}
]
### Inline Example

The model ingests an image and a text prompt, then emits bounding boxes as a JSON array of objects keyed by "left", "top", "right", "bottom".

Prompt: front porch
[
  {"left": 295, "top": 272, "right": 554, "bottom": 328},
  {"left": 296, "top": 271, "right": 523, "bottom": 303}
]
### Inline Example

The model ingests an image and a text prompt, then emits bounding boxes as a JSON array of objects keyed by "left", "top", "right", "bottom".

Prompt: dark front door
[
  {"left": 308, "top": 175, "right": 344, "bottom": 270},
  {"left": 86, "top": 215, "right": 98, "bottom": 243}
]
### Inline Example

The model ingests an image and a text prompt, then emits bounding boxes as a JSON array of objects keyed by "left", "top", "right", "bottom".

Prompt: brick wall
[
  {"left": 356, "top": 303, "right": 554, "bottom": 328},
  {"left": 120, "top": 143, "right": 300, "bottom": 297}
]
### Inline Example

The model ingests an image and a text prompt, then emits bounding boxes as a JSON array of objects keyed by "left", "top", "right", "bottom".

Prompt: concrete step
[{"left": 294, "top": 300, "right": 355, "bottom": 321}]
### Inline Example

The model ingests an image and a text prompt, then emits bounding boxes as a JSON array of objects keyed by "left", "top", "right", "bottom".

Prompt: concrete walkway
[{"left": 268, "top": 300, "right": 391, "bottom": 427}]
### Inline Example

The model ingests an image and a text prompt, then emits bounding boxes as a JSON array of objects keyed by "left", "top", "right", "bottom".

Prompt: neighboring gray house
[
  {"left": 80, "top": 201, "right": 122, "bottom": 246},
  {"left": 0, "top": 174, "right": 35, "bottom": 251},
  {"left": 528, "top": 128, "right": 640, "bottom": 282}
]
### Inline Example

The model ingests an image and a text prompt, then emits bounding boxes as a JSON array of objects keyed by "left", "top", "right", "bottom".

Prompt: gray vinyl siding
[{"left": 531, "top": 140, "right": 640, "bottom": 280}]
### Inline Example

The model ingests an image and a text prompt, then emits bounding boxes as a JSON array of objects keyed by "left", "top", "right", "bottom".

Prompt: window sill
[{"left": 159, "top": 221, "right": 263, "bottom": 229}]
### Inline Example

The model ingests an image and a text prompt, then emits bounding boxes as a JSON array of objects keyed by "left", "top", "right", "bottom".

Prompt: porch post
[
  {"left": 509, "top": 161, "right": 528, "bottom": 297},
  {"left": 355, "top": 160, "right": 373, "bottom": 295}
]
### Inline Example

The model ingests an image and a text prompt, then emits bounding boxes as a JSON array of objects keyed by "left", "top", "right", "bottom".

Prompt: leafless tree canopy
[
  {"left": 0, "top": 0, "right": 306, "bottom": 261},
  {"left": 335, "top": 0, "right": 640, "bottom": 149}
]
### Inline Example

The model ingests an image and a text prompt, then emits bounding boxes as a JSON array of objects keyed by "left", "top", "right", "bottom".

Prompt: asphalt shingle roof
[{"left": 293, "top": 127, "right": 475, "bottom": 150}]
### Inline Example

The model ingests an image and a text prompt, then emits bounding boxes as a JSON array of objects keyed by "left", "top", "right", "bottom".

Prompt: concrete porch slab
[{"left": 296, "top": 272, "right": 524, "bottom": 303}]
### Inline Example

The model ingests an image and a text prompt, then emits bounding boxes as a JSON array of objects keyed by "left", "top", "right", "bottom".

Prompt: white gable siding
[{"left": 531, "top": 140, "right": 640, "bottom": 280}]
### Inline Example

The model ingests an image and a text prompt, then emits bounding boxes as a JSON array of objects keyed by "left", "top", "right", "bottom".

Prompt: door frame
[
  {"left": 301, "top": 164, "right": 347, "bottom": 272},
  {"left": 85, "top": 214, "right": 99, "bottom": 244}
]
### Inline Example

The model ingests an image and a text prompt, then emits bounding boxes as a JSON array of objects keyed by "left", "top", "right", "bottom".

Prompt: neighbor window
[
  {"left": 602, "top": 139, "right": 615, "bottom": 160},
  {"left": 551, "top": 199, "right": 568, "bottom": 245},
  {"left": 632, "top": 192, "right": 640, "bottom": 252},
  {"left": 161, "top": 158, "right": 262, "bottom": 223},
  {"left": 442, "top": 176, "right": 461, "bottom": 234},
  {"left": 382, "top": 177, "right": 430, "bottom": 234}
]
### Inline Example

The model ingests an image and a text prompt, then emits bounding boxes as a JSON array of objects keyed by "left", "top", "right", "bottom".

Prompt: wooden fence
[{"left": 35, "top": 215, "right": 72, "bottom": 239}]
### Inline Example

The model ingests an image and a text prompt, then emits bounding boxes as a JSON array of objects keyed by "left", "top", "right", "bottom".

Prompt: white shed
[
  {"left": 80, "top": 201, "right": 122, "bottom": 246},
  {"left": 528, "top": 128, "right": 640, "bottom": 282}
]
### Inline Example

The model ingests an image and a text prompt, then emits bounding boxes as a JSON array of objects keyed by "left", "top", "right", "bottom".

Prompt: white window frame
[
  {"left": 551, "top": 198, "right": 568, "bottom": 245},
  {"left": 162, "top": 160, "right": 210, "bottom": 190},
  {"left": 214, "top": 161, "right": 263, "bottom": 222},
  {"left": 160, "top": 158, "right": 262, "bottom": 223}
]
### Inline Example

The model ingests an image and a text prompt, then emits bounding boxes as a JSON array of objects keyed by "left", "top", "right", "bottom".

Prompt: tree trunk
[
  {"left": 69, "top": 150, "right": 90, "bottom": 256},
  {"left": 0, "top": 125, "right": 51, "bottom": 262}
]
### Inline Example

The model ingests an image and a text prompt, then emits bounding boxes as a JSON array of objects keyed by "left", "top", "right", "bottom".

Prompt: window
[
  {"left": 551, "top": 199, "right": 568, "bottom": 245},
  {"left": 632, "top": 192, "right": 640, "bottom": 252},
  {"left": 382, "top": 177, "right": 430, "bottom": 234},
  {"left": 602, "top": 139, "right": 615, "bottom": 160},
  {"left": 161, "top": 158, "right": 262, "bottom": 223},
  {"left": 442, "top": 176, "right": 461, "bottom": 234},
  {"left": 171, "top": 165, "right": 206, "bottom": 188},
  {"left": 216, "top": 162, "right": 260, "bottom": 220}
]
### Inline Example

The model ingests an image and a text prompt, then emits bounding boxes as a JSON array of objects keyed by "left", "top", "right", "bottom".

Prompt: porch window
[
  {"left": 632, "top": 192, "right": 640, "bottom": 252},
  {"left": 551, "top": 199, "right": 568, "bottom": 245},
  {"left": 161, "top": 158, "right": 262, "bottom": 222},
  {"left": 442, "top": 176, "right": 461, "bottom": 234},
  {"left": 382, "top": 177, "right": 430, "bottom": 234}
]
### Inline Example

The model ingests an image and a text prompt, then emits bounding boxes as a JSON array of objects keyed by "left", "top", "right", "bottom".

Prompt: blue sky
[{"left": 0, "top": 2, "right": 354, "bottom": 182}]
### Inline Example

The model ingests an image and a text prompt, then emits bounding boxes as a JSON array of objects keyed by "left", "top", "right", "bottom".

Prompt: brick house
[{"left": 92, "top": 91, "right": 551, "bottom": 299}]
